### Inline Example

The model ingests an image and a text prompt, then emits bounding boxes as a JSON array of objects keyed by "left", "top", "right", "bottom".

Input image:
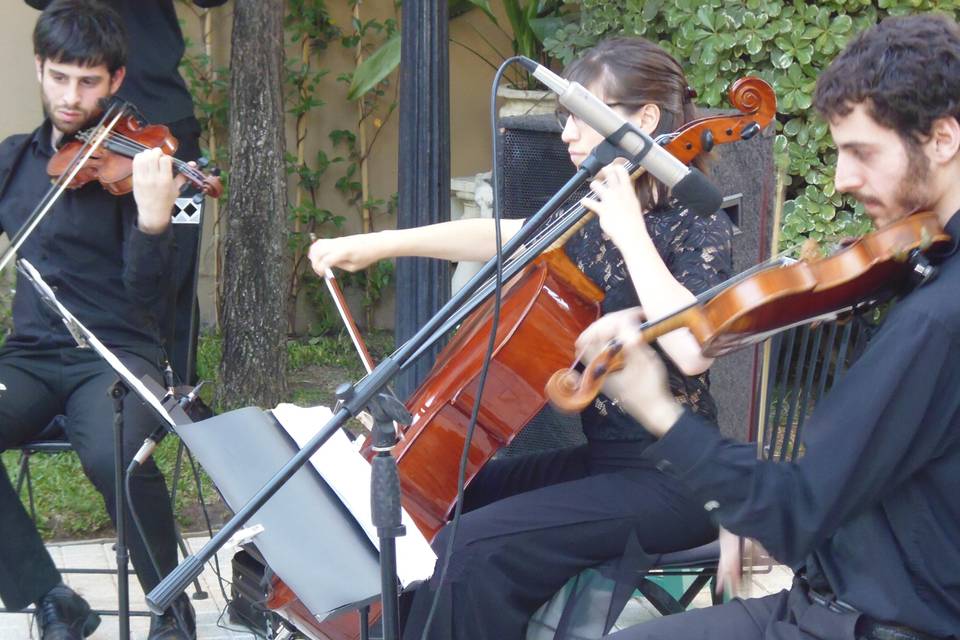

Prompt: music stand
[
  {"left": 16, "top": 258, "right": 188, "bottom": 640},
  {"left": 173, "top": 404, "right": 436, "bottom": 626}
]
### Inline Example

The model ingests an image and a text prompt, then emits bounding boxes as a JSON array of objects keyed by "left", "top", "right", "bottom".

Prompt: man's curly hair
[{"left": 814, "top": 13, "right": 960, "bottom": 145}]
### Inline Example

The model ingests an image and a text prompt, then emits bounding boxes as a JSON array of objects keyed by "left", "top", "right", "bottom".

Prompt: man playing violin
[
  {"left": 581, "top": 13, "right": 960, "bottom": 640},
  {"left": 0, "top": 1, "right": 193, "bottom": 639}
]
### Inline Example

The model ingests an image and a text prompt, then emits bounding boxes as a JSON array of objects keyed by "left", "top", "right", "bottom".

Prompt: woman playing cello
[{"left": 309, "top": 36, "right": 734, "bottom": 640}]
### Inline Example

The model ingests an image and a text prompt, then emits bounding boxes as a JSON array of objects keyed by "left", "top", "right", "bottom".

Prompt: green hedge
[{"left": 544, "top": 0, "right": 959, "bottom": 251}]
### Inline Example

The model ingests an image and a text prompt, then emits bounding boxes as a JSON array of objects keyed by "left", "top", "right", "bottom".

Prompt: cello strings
[{"left": 446, "top": 156, "right": 645, "bottom": 327}]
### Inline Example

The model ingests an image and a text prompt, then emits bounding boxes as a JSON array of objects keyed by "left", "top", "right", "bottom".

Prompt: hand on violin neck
[
  {"left": 575, "top": 307, "right": 646, "bottom": 358},
  {"left": 131, "top": 147, "right": 180, "bottom": 234},
  {"left": 577, "top": 311, "right": 681, "bottom": 437}
]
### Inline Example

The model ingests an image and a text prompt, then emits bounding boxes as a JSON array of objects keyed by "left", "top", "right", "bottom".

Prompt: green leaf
[
  {"left": 772, "top": 50, "right": 793, "bottom": 69},
  {"left": 347, "top": 33, "right": 400, "bottom": 101},
  {"left": 529, "top": 15, "right": 567, "bottom": 43}
]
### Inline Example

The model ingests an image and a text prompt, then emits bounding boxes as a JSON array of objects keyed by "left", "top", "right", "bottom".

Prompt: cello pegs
[
  {"left": 700, "top": 129, "right": 715, "bottom": 152},
  {"left": 740, "top": 121, "right": 760, "bottom": 140}
]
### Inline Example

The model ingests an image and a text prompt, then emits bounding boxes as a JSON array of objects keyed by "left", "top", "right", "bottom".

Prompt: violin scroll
[{"left": 546, "top": 340, "right": 627, "bottom": 414}]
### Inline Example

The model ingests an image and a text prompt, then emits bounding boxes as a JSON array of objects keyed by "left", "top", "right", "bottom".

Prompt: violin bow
[
  {"left": 0, "top": 105, "right": 128, "bottom": 273},
  {"left": 313, "top": 236, "right": 377, "bottom": 432}
]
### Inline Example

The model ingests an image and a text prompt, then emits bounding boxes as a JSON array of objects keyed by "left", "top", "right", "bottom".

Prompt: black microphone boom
[{"left": 518, "top": 57, "right": 723, "bottom": 217}]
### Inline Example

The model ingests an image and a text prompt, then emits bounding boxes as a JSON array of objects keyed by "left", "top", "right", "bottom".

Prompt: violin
[
  {"left": 46, "top": 111, "right": 223, "bottom": 198},
  {"left": 546, "top": 212, "right": 952, "bottom": 413}
]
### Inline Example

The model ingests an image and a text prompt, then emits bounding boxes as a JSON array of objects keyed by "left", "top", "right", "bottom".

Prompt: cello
[
  {"left": 267, "top": 77, "right": 777, "bottom": 639},
  {"left": 367, "top": 76, "right": 778, "bottom": 541}
]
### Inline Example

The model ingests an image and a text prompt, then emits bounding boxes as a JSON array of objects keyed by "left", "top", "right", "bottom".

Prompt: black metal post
[
  {"left": 395, "top": 0, "right": 451, "bottom": 399},
  {"left": 110, "top": 379, "right": 131, "bottom": 640}
]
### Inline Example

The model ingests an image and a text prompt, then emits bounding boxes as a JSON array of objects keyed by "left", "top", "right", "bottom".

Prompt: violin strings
[
  {"left": 79, "top": 130, "right": 208, "bottom": 185},
  {"left": 106, "top": 133, "right": 207, "bottom": 183}
]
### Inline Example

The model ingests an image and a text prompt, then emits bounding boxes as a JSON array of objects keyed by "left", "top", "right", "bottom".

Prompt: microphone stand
[
  {"left": 146, "top": 141, "right": 632, "bottom": 615},
  {"left": 334, "top": 383, "right": 413, "bottom": 640}
]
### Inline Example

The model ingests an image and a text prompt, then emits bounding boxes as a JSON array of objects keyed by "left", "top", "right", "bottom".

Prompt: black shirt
[
  {"left": 563, "top": 206, "right": 733, "bottom": 443},
  {"left": 643, "top": 211, "right": 960, "bottom": 635},
  {"left": 26, "top": 0, "right": 228, "bottom": 124},
  {"left": 0, "top": 122, "right": 174, "bottom": 350}
]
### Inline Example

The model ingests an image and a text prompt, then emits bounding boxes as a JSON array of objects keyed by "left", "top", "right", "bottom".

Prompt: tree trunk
[{"left": 218, "top": 0, "right": 288, "bottom": 409}]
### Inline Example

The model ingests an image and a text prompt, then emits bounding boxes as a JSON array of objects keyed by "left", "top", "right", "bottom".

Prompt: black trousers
[
  {"left": 0, "top": 346, "right": 178, "bottom": 610},
  {"left": 401, "top": 442, "right": 717, "bottom": 640},
  {"left": 607, "top": 578, "right": 865, "bottom": 640}
]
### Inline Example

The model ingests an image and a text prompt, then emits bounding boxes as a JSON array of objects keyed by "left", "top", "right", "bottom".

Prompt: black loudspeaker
[
  {"left": 228, "top": 549, "right": 291, "bottom": 637},
  {"left": 494, "top": 114, "right": 774, "bottom": 446}
]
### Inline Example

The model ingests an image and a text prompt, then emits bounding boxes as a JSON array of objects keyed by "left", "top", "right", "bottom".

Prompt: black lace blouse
[{"left": 563, "top": 204, "right": 733, "bottom": 443}]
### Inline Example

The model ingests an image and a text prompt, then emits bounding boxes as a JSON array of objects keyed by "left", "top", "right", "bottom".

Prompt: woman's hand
[
  {"left": 580, "top": 163, "right": 648, "bottom": 249},
  {"left": 574, "top": 307, "right": 645, "bottom": 358},
  {"left": 309, "top": 233, "right": 386, "bottom": 274},
  {"left": 576, "top": 312, "right": 682, "bottom": 437}
]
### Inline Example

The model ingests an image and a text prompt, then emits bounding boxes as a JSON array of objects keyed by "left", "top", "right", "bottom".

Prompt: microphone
[
  {"left": 517, "top": 57, "right": 723, "bottom": 217},
  {"left": 130, "top": 377, "right": 206, "bottom": 468}
]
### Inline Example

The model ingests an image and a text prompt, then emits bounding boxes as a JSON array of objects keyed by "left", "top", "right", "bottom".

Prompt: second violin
[{"left": 546, "top": 212, "right": 952, "bottom": 413}]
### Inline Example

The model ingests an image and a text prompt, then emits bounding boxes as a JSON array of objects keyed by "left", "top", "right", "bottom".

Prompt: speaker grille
[{"left": 497, "top": 116, "right": 576, "bottom": 219}]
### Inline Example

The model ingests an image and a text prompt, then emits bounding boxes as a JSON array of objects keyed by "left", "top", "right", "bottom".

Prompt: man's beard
[
  {"left": 40, "top": 91, "right": 99, "bottom": 138},
  {"left": 892, "top": 141, "right": 934, "bottom": 214},
  {"left": 853, "top": 141, "right": 933, "bottom": 224}
]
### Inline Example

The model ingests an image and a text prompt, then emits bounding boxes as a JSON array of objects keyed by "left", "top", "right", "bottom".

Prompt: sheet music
[
  {"left": 271, "top": 403, "right": 436, "bottom": 587},
  {"left": 17, "top": 258, "right": 177, "bottom": 430}
]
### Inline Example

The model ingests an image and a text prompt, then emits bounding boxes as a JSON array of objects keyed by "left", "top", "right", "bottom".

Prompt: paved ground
[
  {"left": 0, "top": 535, "right": 256, "bottom": 640},
  {"left": 0, "top": 536, "right": 794, "bottom": 639}
]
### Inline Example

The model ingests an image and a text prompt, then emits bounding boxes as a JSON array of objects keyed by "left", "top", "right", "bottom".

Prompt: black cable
[
  {"left": 124, "top": 464, "right": 192, "bottom": 636},
  {"left": 418, "top": 55, "right": 524, "bottom": 640},
  {"left": 184, "top": 444, "right": 232, "bottom": 604}
]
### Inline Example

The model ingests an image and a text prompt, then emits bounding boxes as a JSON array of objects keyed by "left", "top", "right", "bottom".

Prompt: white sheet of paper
[{"left": 270, "top": 403, "right": 436, "bottom": 587}]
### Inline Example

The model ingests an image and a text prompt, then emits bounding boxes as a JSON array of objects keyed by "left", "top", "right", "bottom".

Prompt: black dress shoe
[
  {"left": 34, "top": 583, "right": 100, "bottom": 640},
  {"left": 148, "top": 596, "right": 196, "bottom": 640}
]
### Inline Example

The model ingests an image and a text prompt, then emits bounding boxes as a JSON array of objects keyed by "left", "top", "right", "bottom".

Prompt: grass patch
[{"left": 3, "top": 330, "right": 394, "bottom": 541}]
